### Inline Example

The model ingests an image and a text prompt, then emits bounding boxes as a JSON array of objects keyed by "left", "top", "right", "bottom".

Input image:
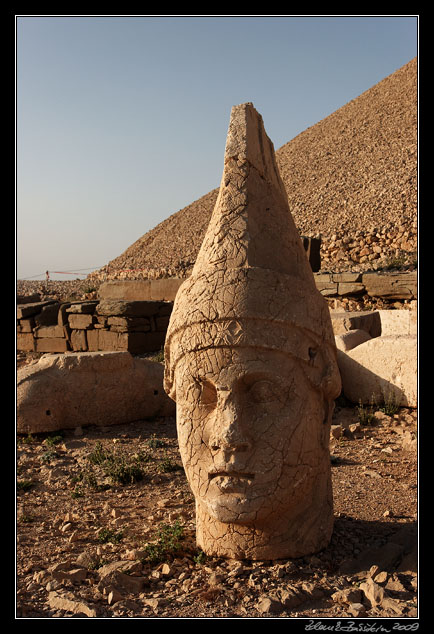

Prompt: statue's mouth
[{"left": 208, "top": 470, "right": 255, "bottom": 481}]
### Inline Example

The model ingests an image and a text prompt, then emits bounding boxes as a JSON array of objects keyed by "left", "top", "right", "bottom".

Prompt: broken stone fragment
[
  {"left": 360, "top": 577, "right": 385, "bottom": 607},
  {"left": 255, "top": 595, "right": 284, "bottom": 614},
  {"left": 338, "top": 335, "right": 417, "bottom": 407},
  {"left": 17, "top": 351, "right": 175, "bottom": 434},
  {"left": 47, "top": 591, "right": 97, "bottom": 617}
]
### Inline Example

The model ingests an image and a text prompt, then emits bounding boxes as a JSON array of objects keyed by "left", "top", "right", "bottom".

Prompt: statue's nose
[{"left": 209, "top": 395, "right": 251, "bottom": 453}]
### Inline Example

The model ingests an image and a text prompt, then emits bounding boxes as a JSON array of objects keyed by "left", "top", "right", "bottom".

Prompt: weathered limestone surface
[
  {"left": 34, "top": 302, "right": 60, "bottom": 327},
  {"left": 98, "top": 279, "right": 184, "bottom": 302},
  {"left": 17, "top": 300, "right": 57, "bottom": 320},
  {"left": 17, "top": 332, "right": 35, "bottom": 352},
  {"left": 17, "top": 299, "right": 171, "bottom": 355},
  {"left": 34, "top": 325, "right": 65, "bottom": 338},
  {"left": 17, "top": 351, "right": 175, "bottom": 434},
  {"left": 35, "top": 338, "right": 69, "bottom": 353},
  {"left": 164, "top": 103, "right": 341, "bottom": 560},
  {"left": 363, "top": 272, "right": 417, "bottom": 299},
  {"left": 377, "top": 309, "right": 417, "bottom": 336},
  {"left": 96, "top": 299, "right": 172, "bottom": 318},
  {"left": 337, "top": 335, "right": 417, "bottom": 407},
  {"left": 68, "top": 314, "right": 95, "bottom": 329},
  {"left": 330, "top": 311, "right": 381, "bottom": 338},
  {"left": 70, "top": 329, "right": 87, "bottom": 351},
  {"left": 334, "top": 329, "right": 372, "bottom": 352},
  {"left": 314, "top": 271, "right": 417, "bottom": 300}
]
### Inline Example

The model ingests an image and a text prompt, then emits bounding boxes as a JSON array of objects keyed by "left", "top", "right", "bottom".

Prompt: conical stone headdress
[{"left": 164, "top": 103, "right": 340, "bottom": 402}]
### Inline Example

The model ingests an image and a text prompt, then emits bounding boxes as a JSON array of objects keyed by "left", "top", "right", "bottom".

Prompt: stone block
[
  {"left": 68, "top": 314, "right": 95, "bottom": 329},
  {"left": 34, "top": 302, "right": 60, "bottom": 327},
  {"left": 17, "top": 332, "right": 35, "bottom": 351},
  {"left": 17, "top": 293, "right": 41, "bottom": 304},
  {"left": 314, "top": 273, "right": 338, "bottom": 297},
  {"left": 17, "top": 300, "right": 56, "bottom": 320},
  {"left": 57, "top": 303, "right": 72, "bottom": 326},
  {"left": 337, "top": 335, "right": 417, "bottom": 407},
  {"left": 155, "top": 316, "right": 171, "bottom": 331},
  {"left": 17, "top": 351, "right": 175, "bottom": 433},
  {"left": 66, "top": 301, "right": 99, "bottom": 314},
  {"left": 117, "top": 331, "right": 166, "bottom": 353},
  {"left": 334, "top": 329, "right": 372, "bottom": 352},
  {"left": 70, "top": 330, "right": 88, "bottom": 351},
  {"left": 95, "top": 316, "right": 108, "bottom": 327},
  {"left": 107, "top": 316, "right": 151, "bottom": 332},
  {"left": 362, "top": 272, "right": 417, "bottom": 299},
  {"left": 157, "top": 303, "right": 174, "bottom": 317},
  {"left": 96, "top": 299, "right": 168, "bottom": 318},
  {"left": 34, "top": 325, "right": 65, "bottom": 338},
  {"left": 331, "top": 273, "right": 362, "bottom": 283},
  {"left": 378, "top": 310, "right": 417, "bottom": 336},
  {"left": 17, "top": 318, "right": 35, "bottom": 333},
  {"left": 35, "top": 338, "right": 69, "bottom": 353},
  {"left": 98, "top": 278, "right": 184, "bottom": 302},
  {"left": 97, "top": 330, "right": 120, "bottom": 350},
  {"left": 330, "top": 311, "right": 381, "bottom": 338},
  {"left": 337, "top": 282, "right": 365, "bottom": 296},
  {"left": 86, "top": 329, "right": 99, "bottom": 351}
]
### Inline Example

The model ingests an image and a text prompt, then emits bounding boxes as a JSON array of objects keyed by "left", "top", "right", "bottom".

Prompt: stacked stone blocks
[
  {"left": 16, "top": 272, "right": 416, "bottom": 354},
  {"left": 17, "top": 298, "right": 172, "bottom": 354}
]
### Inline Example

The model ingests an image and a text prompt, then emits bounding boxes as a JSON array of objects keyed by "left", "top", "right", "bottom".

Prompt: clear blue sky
[{"left": 16, "top": 15, "right": 418, "bottom": 280}]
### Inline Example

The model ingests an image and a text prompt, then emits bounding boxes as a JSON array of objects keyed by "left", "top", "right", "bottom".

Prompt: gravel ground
[
  {"left": 16, "top": 279, "right": 101, "bottom": 303},
  {"left": 16, "top": 365, "right": 418, "bottom": 620}
]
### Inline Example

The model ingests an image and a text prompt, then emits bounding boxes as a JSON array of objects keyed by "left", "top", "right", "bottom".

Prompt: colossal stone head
[{"left": 164, "top": 103, "right": 341, "bottom": 560}]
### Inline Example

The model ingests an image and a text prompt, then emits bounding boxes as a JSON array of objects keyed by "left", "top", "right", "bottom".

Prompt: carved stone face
[{"left": 174, "top": 345, "right": 330, "bottom": 527}]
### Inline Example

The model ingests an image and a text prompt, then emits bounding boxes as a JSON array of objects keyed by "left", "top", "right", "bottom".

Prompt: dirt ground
[{"left": 16, "top": 354, "right": 418, "bottom": 620}]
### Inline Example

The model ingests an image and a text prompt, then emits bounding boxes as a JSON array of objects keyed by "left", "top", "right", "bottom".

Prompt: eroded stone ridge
[{"left": 164, "top": 103, "right": 341, "bottom": 560}]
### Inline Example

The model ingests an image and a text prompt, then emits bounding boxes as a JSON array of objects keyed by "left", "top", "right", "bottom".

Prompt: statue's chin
[{"left": 201, "top": 493, "right": 269, "bottom": 526}]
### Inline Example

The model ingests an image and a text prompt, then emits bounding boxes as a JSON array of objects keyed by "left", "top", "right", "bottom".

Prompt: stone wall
[
  {"left": 17, "top": 271, "right": 417, "bottom": 354},
  {"left": 17, "top": 298, "right": 172, "bottom": 354},
  {"left": 314, "top": 271, "right": 417, "bottom": 300}
]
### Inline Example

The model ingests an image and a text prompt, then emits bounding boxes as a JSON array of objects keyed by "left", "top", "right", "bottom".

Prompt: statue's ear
[{"left": 301, "top": 342, "right": 341, "bottom": 405}]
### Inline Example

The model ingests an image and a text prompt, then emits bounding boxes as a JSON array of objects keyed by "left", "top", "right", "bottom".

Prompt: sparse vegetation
[
  {"left": 149, "top": 347, "right": 165, "bottom": 363},
  {"left": 158, "top": 454, "right": 182, "bottom": 473},
  {"left": 83, "top": 441, "right": 147, "bottom": 487},
  {"left": 43, "top": 433, "right": 64, "bottom": 447},
  {"left": 379, "top": 390, "right": 400, "bottom": 416},
  {"left": 40, "top": 449, "right": 58, "bottom": 463},
  {"left": 357, "top": 398, "right": 377, "bottom": 426},
  {"left": 17, "top": 479, "right": 34, "bottom": 492},
  {"left": 193, "top": 549, "right": 206, "bottom": 566},
  {"left": 67, "top": 438, "right": 182, "bottom": 496},
  {"left": 147, "top": 433, "right": 166, "bottom": 449},
  {"left": 97, "top": 527, "right": 124, "bottom": 544},
  {"left": 141, "top": 520, "right": 185, "bottom": 563},
  {"left": 380, "top": 253, "right": 416, "bottom": 271},
  {"left": 87, "top": 441, "right": 111, "bottom": 466},
  {"left": 19, "top": 433, "right": 35, "bottom": 445}
]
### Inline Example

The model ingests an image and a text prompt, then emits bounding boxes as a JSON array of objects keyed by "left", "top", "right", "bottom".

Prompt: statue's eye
[
  {"left": 249, "top": 380, "right": 279, "bottom": 403},
  {"left": 191, "top": 378, "right": 217, "bottom": 408}
]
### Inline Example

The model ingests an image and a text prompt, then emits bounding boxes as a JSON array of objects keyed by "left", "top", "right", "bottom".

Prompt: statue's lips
[
  {"left": 208, "top": 470, "right": 255, "bottom": 494},
  {"left": 208, "top": 470, "right": 255, "bottom": 481}
]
